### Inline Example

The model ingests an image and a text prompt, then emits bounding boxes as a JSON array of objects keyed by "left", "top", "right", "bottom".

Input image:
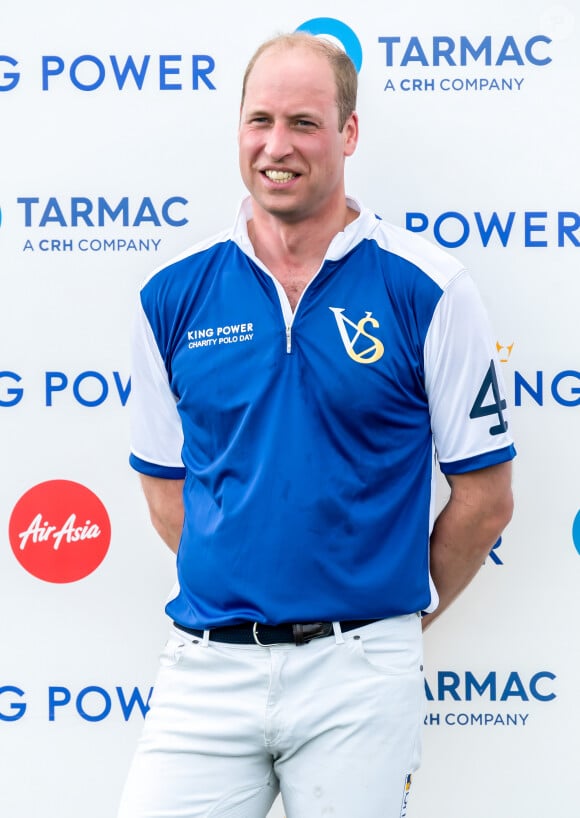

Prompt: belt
[{"left": 174, "top": 619, "right": 379, "bottom": 646}]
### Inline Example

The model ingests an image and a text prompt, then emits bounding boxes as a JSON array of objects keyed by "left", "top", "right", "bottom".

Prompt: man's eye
[{"left": 296, "top": 120, "right": 316, "bottom": 128}]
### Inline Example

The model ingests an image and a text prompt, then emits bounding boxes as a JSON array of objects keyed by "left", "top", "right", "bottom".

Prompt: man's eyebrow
[
  {"left": 242, "top": 107, "right": 271, "bottom": 118},
  {"left": 243, "top": 106, "right": 322, "bottom": 118},
  {"left": 245, "top": 106, "right": 269, "bottom": 114}
]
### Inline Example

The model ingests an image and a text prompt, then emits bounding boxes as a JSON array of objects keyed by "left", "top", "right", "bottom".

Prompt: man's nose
[{"left": 264, "top": 122, "right": 293, "bottom": 161}]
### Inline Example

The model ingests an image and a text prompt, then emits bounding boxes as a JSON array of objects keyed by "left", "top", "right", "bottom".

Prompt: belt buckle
[{"left": 252, "top": 622, "right": 274, "bottom": 647}]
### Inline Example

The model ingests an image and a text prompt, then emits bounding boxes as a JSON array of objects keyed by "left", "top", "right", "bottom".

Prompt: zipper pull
[{"left": 286, "top": 325, "right": 292, "bottom": 354}]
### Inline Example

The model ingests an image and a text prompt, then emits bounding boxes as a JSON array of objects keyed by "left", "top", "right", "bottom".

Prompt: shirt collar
[{"left": 230, "top": 195, "right": 380, "bottom": 262}]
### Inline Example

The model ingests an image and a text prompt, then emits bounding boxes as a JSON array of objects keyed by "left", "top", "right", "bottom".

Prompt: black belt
[{"left": 174, "top": 619, "right": 378, "bottom": 646}]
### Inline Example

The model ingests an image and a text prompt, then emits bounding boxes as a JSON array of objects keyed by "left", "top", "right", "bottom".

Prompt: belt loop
[
  {"left": 201, "top": 629, "right": 210, "bottom": 648},
  {"left": 332, "top": 621, "right": 344, "bottom": 645}
]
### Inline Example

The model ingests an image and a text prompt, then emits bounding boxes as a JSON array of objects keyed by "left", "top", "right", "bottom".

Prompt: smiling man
[{"left": 118, "top": 32, "right": 515, "bottom": 818}]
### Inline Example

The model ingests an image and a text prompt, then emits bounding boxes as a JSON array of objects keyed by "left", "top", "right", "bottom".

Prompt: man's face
[{"left": 239, "top": 46, "right": 358, "bottom": 224}]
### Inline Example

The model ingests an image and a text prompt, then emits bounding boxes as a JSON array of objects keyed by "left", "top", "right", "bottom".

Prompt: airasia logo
[{"left": 9, "top": 480, "right": 111, "bottom": 583}]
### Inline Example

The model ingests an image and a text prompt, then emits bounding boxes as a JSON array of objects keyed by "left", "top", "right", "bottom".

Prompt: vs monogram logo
[{"left": 329, "top": 307, "right": 385, "bottom": 364}]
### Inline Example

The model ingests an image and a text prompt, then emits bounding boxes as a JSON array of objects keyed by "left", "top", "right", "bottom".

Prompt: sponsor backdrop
[{"left": 1, "top": 1, "right": 578, "bottom": 816}]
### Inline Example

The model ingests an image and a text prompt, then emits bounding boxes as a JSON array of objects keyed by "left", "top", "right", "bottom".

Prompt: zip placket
[
  {"left": 235, "top": 195, "right": 367, "bottom": 355},
  {"left": 277, "top": 277, "right": 321, "bottom": 355}
]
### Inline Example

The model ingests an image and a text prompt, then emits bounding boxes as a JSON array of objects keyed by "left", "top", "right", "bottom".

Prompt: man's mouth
[{"left": 263, "top": 170, "right": 298, "bottom": 183}]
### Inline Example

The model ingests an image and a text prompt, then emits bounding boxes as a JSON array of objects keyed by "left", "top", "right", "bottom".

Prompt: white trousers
[{"left": 118, "top": 614, "right": 424, "bottom": 818}]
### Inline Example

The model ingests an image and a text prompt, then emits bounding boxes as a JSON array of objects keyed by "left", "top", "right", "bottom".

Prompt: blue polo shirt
[{"left": 130, "top": 197, "right": 515, "bottom": 628}]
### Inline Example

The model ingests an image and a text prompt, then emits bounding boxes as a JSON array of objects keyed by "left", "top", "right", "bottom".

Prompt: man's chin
[{"left": 252, "top": 195, "right": 307, "bottom": 224}]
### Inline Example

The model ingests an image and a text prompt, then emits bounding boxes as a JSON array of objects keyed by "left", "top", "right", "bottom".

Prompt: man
[{"left": 119, "top": 32, "right": 515, "bottom": 818}]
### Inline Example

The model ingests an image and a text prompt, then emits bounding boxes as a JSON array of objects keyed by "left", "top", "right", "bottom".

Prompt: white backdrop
[{"left": 1, "top": 1, "right": 579, "bottom": 816}]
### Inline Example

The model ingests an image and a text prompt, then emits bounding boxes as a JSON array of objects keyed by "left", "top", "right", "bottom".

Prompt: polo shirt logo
[{"left": 329, "top": 307, "right": 385, "bottom": 364}]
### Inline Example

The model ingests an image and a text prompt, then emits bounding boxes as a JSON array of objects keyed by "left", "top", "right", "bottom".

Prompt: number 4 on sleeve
[{"left": 469, "top": 360, "right": 509, "bottom": 436}]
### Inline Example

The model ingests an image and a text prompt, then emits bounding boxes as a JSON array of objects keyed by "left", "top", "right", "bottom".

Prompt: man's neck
[{"left": 247, "top": 201, "right": 358, "bottom": 310}]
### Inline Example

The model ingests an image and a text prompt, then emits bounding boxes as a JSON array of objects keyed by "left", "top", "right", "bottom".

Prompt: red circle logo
[{"left": 9, "top": 480, "right": 111, "bottom": 583}]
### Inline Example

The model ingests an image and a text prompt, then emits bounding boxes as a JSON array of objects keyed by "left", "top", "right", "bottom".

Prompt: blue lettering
[
  {"left": 0, "top": 686, "right": 26, "bottom": 721},
  {"left": 525, "top": 35, "right": 552, "bottom": 66},
  {"left": 426, "top": 670, "right": 556, "bottom": 702},
  {"left": 474, "top": 211, "right": 516, "bottom": 247},
  {"left": 558, "top": 211, "right": 580, "bottom": 247},
  {"left": 45, "top": 368, "right": 131, "bottom": 403},
  {"left": 42, "top": 56, "right": 65, "bottom": 90},
  {"left": 401, "top": 36, "right": 429, "bottom": 66},
  {"left": 45, "top": 371, "right": 68, "bottom": 406},
  {"left": 0, "top": 55, "right": 19, "bottom": 90},
  {"left": 433, "top": 211, "right": 470, "bottom": 248},
  {"left": 73, "top": 371, "right": 109, "bottom": 407},
  {"left": 42, "top": 53, "right": 216, "bottom": 91},
  {"left": 465, "top": 671, "right": 496, "bottom": 700},
  {"left": 0, "top": 371, "right": 24, "bottom": 406},
  {"left": 19, "top": 197, "right": 186, "bottom": 227},
  {"left": 110, "top": 55, "right": 150, "bottom": 89},
  {"left": 76, "top": 686, "right": 112, "bottom": 722},
  {"left": 17, "top": 197, "right": 39, "bottom": 226},
  {"left": 160, "top": 55, "right": 182, "bottom": 90},
  {"left": 37, "top": 238, "right": 72, "bottom": 251},
  {"left": 40, "top": 197, "right": 67, "bottom": 227},
  {"left": 134, "top": 197, "right": 161, "bottom": 226},
  {"left": 405, "top": 212, "right": 429, "bottom": 233},
  {"left": 524, "top": 211, "right": 548, "bottom": 247},
  {"left": 98, "top": 197, "right": 129, "bottom": 226},
  {"left": 378, "top": 34, "right": 551, "bottom": 69},
  {"left": 551, "top": 370, "right": 580, "bottom": 407},
  {"left": 460, "top": 35, "right": 492, "bottom": 65},
  {"left": 113, "top": 372, "right": 131, "bottom": 406},
  {"left": 162, "top": 196, "right": 188, "bottom": 227},
  {"left": 378, "top": 36, "right": 401, "bottom": 66},
  {"left": 116, "top": 686, "right": 153, "bottom": 721},
  {"left": 49, "top": 686, "right": 71, "bottom": 720},
  {"left": 71, "top": 197, "right": 94, "bottom": 227},
  {"left": 530, "top": 671, "right": 556, "bottom": 702},
  {"left": 192, "top": 55, "right": 216, "bottom": 90},
  {"left": 438, "top": 671, "right": 461, "bottom": 701},
  {"left": 500, "top": 672, "right": 528, "bottom": 701},
  {"left": 433, "top": 36, "right": 455, "bottom": 66},
  {"left": 70, "top": 55, "right": 106, "bottom": 91},
  {"left": 45, "top": 685, "right": 159, "bottom": 722},
  {"left": 514, "top": 371, "right": 542, "bottom": 406},
  {"left": 496, "top": 36, "right": 524, "bottom": 65},
  {"left": 488, "top": 536, "right": 503, "bottom": 565}
]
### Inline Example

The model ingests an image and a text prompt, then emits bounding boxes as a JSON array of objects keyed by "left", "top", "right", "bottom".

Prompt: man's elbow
[
  {"left": 498, "top": 485, "right": 514, "bottom": 523},
  {"left": 487, "top": 488, "right": 514, "bottom": 542}
]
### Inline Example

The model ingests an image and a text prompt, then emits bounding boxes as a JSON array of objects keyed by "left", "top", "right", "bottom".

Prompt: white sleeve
[
  {"left": 129, "top": 299, "right": 185, "bottom": 476},
  {"left": 424, "top": 271, "right": 515, "bottom": 473}
]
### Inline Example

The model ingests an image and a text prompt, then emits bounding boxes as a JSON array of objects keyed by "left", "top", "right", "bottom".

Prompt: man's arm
[
  {"left": 421, "top": 460, "right": 514, "bottom": 630},
  {"left": 139, "top": 474, "right": 185, "bottom": 554}
]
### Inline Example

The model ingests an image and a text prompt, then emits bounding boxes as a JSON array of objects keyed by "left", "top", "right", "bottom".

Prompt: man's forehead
[
  {"left": 246, "top": 45, "right": 334, "bottom": 88},
  {"left": 243, "top": 46, "right": 337, "bottom": 108}
]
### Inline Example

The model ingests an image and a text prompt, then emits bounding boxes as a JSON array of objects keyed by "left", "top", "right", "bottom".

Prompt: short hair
[{"left": 241, "top": 32, "right": 358, "bottom": 131}]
